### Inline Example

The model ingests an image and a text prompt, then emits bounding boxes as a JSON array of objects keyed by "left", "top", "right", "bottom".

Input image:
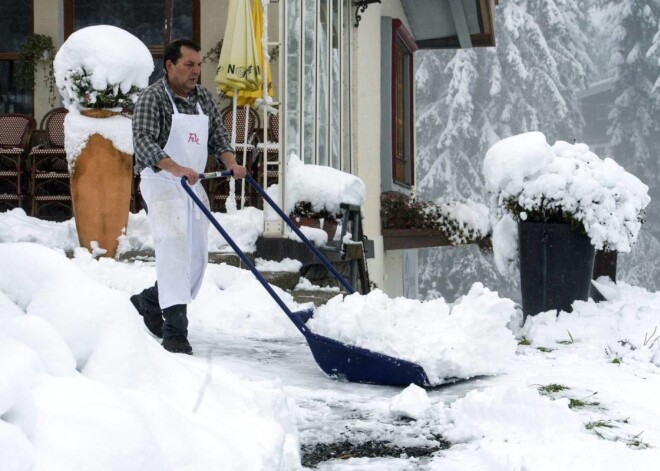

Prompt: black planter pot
[{"left": 518, "top": 222, "right": 595, "bottom": 319}]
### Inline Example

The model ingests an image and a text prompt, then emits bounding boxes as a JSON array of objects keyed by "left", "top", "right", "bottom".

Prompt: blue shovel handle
[{"left": 187, "top": 170, "right": 355, "bottom": 294}]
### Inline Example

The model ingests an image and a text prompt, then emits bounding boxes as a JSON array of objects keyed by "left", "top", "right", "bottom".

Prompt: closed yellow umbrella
[
  {"left": 235, "top": 0, "right": 274, "bottom": 108},
  {"left": 216, "top": 0, "right": 262, "bottom": 96}
]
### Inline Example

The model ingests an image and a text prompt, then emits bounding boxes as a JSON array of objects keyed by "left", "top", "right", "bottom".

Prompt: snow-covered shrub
[
  {"left": 289, "top": 200, "right": 342, "bottom": 224},
  {"left": 62, "top": 67, "right": 142, "bottom": 110},
  {"left": 380, "top": 193, "right": 490, "bottom": 245},
  {"left": 483, "top": 132, "right": 650, "bottom": 253},
  {"left": 54, "top": 25, "right": 153, "bottom": 112}
]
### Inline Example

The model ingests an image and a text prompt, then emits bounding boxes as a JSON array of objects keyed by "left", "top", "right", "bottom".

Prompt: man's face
[{"left": 166, "top": 46, "right": 202, "bottom": 96}]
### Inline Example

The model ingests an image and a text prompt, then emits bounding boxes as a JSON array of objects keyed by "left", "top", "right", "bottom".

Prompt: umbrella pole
[
  {"left": 241, "top": 104, "right": 250, "bottom": 209},
  {"left": 261, "top": 0, "right": 269, "bottom": 193},
  {"left": 231, "top": 92, "right": 238, "bottom": 149},
  {"left": 228, "top": 91, "right": 238, "bottom": 213}
]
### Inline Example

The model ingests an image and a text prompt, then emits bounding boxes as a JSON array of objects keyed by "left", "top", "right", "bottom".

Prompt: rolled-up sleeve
[{"left": 132, "top": 88, "right": 168, "bottom": 173}]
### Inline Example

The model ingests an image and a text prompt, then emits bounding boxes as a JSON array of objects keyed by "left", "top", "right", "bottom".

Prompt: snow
[
  {"left": 255, "top": 257, "right": 303, "bottom": 272},
  {"left": 389, "top": 384, "right": 431, "bottom": 420},
  {"left": 0, "top": 242, "right": 300, "bottom": 471},
  {"left": 54, "top": 25, "right": 153, "bottom": 111},
  {"left": 63, "top": 111, "right": 134, "bottom": 171},
  {"left": 285, "top": 154, "right": 366, "bottom": 216},
  {"left": 0, "top": 207, "right": 262, "bottom": 256},
  {"left": 288, "top": 224, "right": 329, "bottom": 246},
  {"left": 434, "top": 200, "right": 491, "bottom": 239},
  {"left": 308, "top": 284, "right": 519, "bottom": 385},
  {"left": 483, "top": 131, "right": 555, "bottom": 194},
  {"left": 53, "top": 25, "right": 153, "bottom": 169},
  {"left": 2, "top": 209, "right": 660, "bottom": 469},
  {"left": 490, "top": 213, "right": 519, "bottom": 277}
]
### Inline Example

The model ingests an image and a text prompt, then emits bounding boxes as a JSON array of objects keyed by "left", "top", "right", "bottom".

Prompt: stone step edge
[{"left": 120, "top": 251, "right": 342, "bottom": 307}]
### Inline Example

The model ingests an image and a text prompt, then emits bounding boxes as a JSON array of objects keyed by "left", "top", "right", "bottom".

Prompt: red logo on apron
[{"left": 188, "top": 132, "right": 200, "bottom": 145}]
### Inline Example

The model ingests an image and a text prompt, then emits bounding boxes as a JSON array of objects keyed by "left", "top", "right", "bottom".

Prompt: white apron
[{"left": 140, "top": 89, "right": 210, "bottom": 309}]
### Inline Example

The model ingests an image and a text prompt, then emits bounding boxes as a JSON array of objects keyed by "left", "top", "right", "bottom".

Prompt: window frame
[
  {"left": 390, "top": 19, "right": 417, "bottom": 188},
  {"left": 63, "top": 0, "right": 200, "bottom": 69},
  {"left": 0, "top": 0, "right": 34, "bottom": 114}
]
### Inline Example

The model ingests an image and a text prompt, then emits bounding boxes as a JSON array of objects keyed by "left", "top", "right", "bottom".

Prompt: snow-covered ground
[{"left": 2, "top": 209, "right": 660, "bottom": 470}]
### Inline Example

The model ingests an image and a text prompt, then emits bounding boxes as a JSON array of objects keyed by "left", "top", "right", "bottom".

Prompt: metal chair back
[
  {"left": 0, "top": 113, "right": 34, "bottom": 149},
  {"left": 221, "top": 106, "right": 259, "bottom": 145},
  {"left": 40, "top": 107, "right": 68, "bottom": 148}
]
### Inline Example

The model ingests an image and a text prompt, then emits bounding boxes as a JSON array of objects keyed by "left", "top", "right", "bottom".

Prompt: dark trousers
[{"left": 139, "top": 282, "right": 188, "bottom": 338}]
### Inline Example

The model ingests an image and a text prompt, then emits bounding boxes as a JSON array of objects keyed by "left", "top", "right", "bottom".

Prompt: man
[{"left": 131, "top": 39, "right": 247, "bottom": 354}]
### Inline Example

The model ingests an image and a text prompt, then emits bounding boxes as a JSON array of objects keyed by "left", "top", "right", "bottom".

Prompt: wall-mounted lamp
[{"left": 354, "top": 0, "right": 381, "bottom": 27}]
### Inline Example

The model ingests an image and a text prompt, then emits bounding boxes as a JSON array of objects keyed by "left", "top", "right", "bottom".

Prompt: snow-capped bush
[
  {"left": 62, "top": 67, "right": 142, "bottom": 110},
  {"left": 380, "top": 193, "right": 490, "bottom": 245},
  {"left": 483, "top": 132, "right": 650, "bottom": 253},
  {"left": 54, "top": 25, "right": 153, "bottom": 111}
]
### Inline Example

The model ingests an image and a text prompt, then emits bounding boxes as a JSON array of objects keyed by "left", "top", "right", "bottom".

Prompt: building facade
[{"left": 1, "top": 0, "right": 496, "bottom": 297}]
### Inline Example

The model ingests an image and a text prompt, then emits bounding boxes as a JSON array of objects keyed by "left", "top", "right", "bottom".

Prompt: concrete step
[
  {"left": 120, "top": 250, "right": 341, "bottom": 307},
  {"left": 291, "top": 289, "right": 341, "bottom": 307},
  {"left": 260, "top": 271, "right": 300, "bottom": 291}
]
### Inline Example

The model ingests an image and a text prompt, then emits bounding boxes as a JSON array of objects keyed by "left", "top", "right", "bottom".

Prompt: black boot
[
  {"left": 130, "top": 283, "right": 164, "bottom": 338},
  {"left": 161, "top": 304, "right": 192, "bottom": 355}
]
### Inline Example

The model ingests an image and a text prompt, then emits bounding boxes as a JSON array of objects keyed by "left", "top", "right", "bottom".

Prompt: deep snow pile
[
  {"left": 0, "top": 243, "right": 299, "bottom": 471},
  {"left": 523, "top": 278, "right": 660, "bottom": 367},
  {"left": 412, "top": 279, "right": 660, "bottom": 470},
  {"left": 307, "top": 284, "right": 519, "bottom": 384}
]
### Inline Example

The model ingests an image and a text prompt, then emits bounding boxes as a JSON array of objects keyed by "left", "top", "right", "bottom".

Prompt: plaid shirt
[{"left": 132, "top": 77, "right": 234, "bottom": 174}]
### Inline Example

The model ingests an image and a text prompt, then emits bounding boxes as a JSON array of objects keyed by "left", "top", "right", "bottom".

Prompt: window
[
  {"left": 0, "top": 0, "right": 33, "bottom": 114},
  {"left": 284, "top": 0, "right": 352, "bottom": 171},
  {"left": 391, "top": 20, "right": 416, "bottom": 187},
  {"left": 64, "top": 0, "right": 199, "bottom": 84}
]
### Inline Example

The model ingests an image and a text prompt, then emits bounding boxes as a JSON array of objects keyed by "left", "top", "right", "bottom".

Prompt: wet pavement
[{"left": 191, "top": 330, "right": 492, "bottom": 469}]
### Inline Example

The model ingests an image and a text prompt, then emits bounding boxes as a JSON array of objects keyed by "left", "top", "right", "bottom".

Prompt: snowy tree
[
  {"left": 607, "top": 1, "right": 660, "bottom": 175},
  {"left": 604, "top": 0, "right": 660, "bottom": 290},
  {"left": 416, "top": 0, "right": 596, "bottom": 301}
]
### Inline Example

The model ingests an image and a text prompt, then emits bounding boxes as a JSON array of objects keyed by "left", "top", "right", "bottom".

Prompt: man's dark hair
[{"left": 163, "top": 39, "right": 201, "bottom": 70}]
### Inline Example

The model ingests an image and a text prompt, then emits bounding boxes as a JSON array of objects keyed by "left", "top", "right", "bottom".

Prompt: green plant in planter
[
  {"left": 290, "top": 201, "right": 342, "bottom": 224},
  {"left": 502, "top": 197, "right": 584, "bottom": 233},
  {"left": 17, "top": 33, "right": 57, "bottom": 106},
  {"left": 380, "top": 193, "right": 485, "bottom": 245},
  {"left": 61, "top": 67, "right": 142, "bottom": 111},
  {"left": 484, "top": 132, "right": 650, "bottom": 318}
]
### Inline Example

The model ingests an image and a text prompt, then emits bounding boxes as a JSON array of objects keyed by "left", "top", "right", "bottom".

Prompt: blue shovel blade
[{"left": 291, "top": 309, "right": 431, "bottom": 386}]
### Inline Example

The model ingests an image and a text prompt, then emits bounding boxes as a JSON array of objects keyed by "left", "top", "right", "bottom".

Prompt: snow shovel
[{"left": 182, "top": 171, "right": 430, "bottom": 386}]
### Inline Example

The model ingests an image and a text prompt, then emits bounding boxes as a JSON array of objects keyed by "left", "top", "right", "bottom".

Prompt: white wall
[
  {"left": 353, "top": 0, "right": 413, "bottom": 296},
  {"left": 33, "top": 0, "right": 63, "bottom": 122},
  {"left": 352, "top": 3, "right": 386, "bottom": 290},
  {"left": 381, "top": 0, "right": 413, "bottom": 31},
  {"left": 199, "top": 1, "right": 227, "bottom": 93}
]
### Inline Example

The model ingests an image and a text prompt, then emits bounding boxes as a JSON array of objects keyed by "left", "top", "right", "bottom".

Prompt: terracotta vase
[
  {"left": 80, "top": 108, "right": 121, "bottom": 118},
  {"left": 70, "top": 133, "right": 132, "bottom": 258}
]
